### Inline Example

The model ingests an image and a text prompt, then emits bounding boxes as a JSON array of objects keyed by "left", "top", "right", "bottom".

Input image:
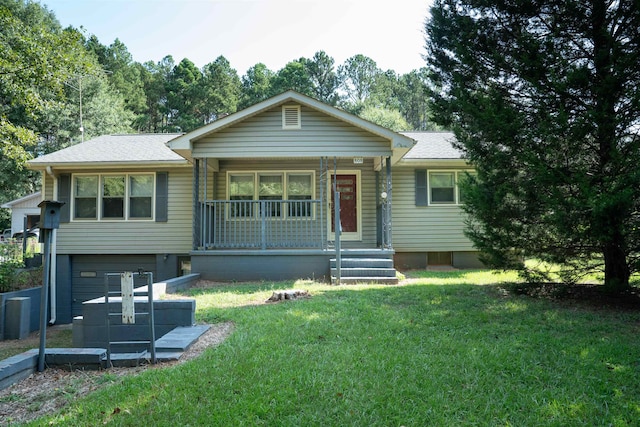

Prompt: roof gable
[{"left": 169, "top": 91, "right": 416, "bottom": 158}]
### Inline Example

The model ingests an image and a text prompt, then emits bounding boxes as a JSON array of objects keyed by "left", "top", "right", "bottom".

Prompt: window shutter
[
  {"left": 58, "top": 174, "right": 71, "bottom": 223},
  {"left": 155, "top": 172, "right": 168, "bottom": 222},
  {"left": 415, "top": 170, "right": 428, "bottom": 206}
]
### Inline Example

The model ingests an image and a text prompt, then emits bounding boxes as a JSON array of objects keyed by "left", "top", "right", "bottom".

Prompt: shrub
[
  {"left": 0, "top": 241, "right": 42, "bottom": 292},
  {"left": 0, "top": 259, "right": 23, "bottom": 293}
]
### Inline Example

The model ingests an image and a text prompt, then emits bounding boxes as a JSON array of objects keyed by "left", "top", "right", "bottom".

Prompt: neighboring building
[
  {"left": 1, "top": 192, "right": 42, "bottom": 236},
  {"left": 27, "top": 91, "right": 481, "bottom": 323}
]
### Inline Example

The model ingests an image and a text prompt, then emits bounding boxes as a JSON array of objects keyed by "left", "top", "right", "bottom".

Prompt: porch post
[
  {"left": 385, "top": 156, "right": 393, "bottom": 249},
  {"left": 193, "top": 158, "right": 200, "bottom": 250}
]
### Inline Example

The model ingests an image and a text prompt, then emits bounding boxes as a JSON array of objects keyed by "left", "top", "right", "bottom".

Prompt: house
[
  {"left": 392, "top": 132, "right": 482, "bottom": 270},
  {"left": 1, "top": 192, "right": 42, "bottom": 237},
  {"left": 27, "top": 91, "right": 481, "bottom": 324}
]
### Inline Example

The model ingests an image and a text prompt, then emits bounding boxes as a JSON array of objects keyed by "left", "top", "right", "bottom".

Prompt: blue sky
[{"left": 42, "top": 0, "right": 433, "bottom": 75}]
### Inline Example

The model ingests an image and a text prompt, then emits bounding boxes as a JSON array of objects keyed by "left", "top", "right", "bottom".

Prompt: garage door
[{"left": 71, "top": 255, "right": 156, "bottom": 317}]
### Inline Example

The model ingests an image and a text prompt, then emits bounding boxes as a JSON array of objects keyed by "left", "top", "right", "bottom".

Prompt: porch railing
[{"left": 199, "top": 200, "right": 326, "bottom": 250}]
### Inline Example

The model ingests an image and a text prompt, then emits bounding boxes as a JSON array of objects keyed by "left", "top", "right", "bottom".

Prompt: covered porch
[
  {"left": 191, "top": 156, "right": 394, "bottom": 252},
  {"left": 165, "top": 90, "right": 416, "bottom": 281}
]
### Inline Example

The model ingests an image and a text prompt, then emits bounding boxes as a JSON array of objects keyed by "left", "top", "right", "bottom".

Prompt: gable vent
[{"left": 282, "top": 105, "right": 301, "bottom": 129}]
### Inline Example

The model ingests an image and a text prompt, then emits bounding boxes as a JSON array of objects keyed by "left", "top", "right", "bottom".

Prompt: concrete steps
[
  {"left": 330, "top": 256, "right": 398, "bottom": 285},
  {"left": 109, "top": 324, "right": 210, "bottom": 367}
]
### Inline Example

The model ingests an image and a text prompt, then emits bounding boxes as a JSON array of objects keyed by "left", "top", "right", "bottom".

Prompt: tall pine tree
[{"left": 426, "top": 0, "right": 640, "bottom": 291}]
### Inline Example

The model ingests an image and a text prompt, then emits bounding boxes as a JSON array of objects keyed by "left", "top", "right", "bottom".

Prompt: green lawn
[{"left": 32, "top": 271, "right": 640, "bottom": 426}]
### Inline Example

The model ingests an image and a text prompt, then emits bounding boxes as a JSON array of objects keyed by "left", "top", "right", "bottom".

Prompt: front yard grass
[{"left": 30, "top": 271, "right": 640, "bottom": 425}]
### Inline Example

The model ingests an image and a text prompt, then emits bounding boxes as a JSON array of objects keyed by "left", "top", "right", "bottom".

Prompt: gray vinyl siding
[
  {"left": 55, "top": 167, "right": 192, "bottom": 254},
  {"left": 212, "top": 158, "right": 378, "bottom": 246},
  {"left": 193, "top": 105, "right": 393, "bottom": 158},
  {"left": 391, "top": 167, "right": 475, "bottom": 252}
]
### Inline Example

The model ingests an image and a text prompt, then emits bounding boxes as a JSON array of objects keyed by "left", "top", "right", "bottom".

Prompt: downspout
[{"left": 45, "top": 166, "right": 57, "bottom": 325}]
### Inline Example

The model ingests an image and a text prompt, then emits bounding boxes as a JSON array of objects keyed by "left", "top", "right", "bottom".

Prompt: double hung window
[
  {"left": 287, "top": 174, "right": 313, "bottom": 217},
  {"left": 229, "top": 174, "right": 254, "bottom": 217},
  {"left": 429, "top": 172, "right": 456, "bottom": 204},
  {"left": 259, "top": 175, "right": 283, "bottom": 217}
]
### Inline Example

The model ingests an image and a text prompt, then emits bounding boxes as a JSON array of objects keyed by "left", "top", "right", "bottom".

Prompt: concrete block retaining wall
[
  {"left": 0, "top": 351, "right": 38, "bottom": 391},
  {"left": 0, "top": 274, "right": 201, "bottom": 391},
  {"left": 73, "top": 274, "right": 199, "bottom": 352},
  {"left": 75, "top": 300, "right": 196, "bottom": 351}
]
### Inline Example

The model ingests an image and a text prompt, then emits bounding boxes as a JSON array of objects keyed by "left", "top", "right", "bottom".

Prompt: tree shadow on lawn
[
  {"left": 501, "top": 281, "right": 640, "bottom": 311},
  {"left": 402, "top": 268, "right": 640, "bottom": 311}
]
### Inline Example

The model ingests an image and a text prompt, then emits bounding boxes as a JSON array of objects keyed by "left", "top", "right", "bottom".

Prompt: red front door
[{"left": 331, "top": 174, "right": 357, "bottom": 233}]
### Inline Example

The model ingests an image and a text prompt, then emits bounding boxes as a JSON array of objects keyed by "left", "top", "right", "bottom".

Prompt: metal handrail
[
  {"left": 199, "top": 199, "right": 326, "bottom": 249},
  {"left": 104, "top": 271, "right": 156, "bottom": 367}
]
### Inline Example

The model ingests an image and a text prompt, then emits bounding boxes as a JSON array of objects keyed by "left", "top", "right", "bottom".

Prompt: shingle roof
[
  {"left": 400, "top": 131, "right": 464, "bottom": 160},
  {"left": 28, "top": 134, "right": 186, "bottom": 166}
]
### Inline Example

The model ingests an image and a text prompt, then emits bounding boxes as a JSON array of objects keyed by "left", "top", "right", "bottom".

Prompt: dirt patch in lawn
[{"left": 0, "top": 322, "right": 234, "bottom": 425}]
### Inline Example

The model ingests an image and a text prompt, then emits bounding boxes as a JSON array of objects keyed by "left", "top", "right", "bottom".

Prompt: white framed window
[
  {"left": 72, "top": 173, "right": 155, "bottom": 220},
  {"left": 74, "top": 175, "right": 98, "bottom": 219},
  {"left": 102, "top": 175, "right": 125, "bottom": 219},
  {"left": 429, "top": 172, "right": 456, "bottom": 204},
  {"left": 259, "top": 174, "right": 283, "bottom": 217},
  {"left": 287, "top": 174, "right": 313, "bottom": 217},
  {"left": 129, "top": 175, "right": 154, "bottom": 218},
  {"left": 229, "top": 174, "right": 254, "bottom": 217},
  {"left": 282, "top": 105, "right": 301, "bottom": 129},
  {"left": 422, "top": 170, "right": 475, "bottom": 206},
  {"left": 226, "top": 171, "right": 315, "bottom": 218}
]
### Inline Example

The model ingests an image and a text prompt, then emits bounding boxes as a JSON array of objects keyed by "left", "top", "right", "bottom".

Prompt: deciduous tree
[
  {"left": 359, "top": 105, "right": 410, "bottom": 132},
  {"left": 0, "top": 0, "right": 93, "bottom": 203}
]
